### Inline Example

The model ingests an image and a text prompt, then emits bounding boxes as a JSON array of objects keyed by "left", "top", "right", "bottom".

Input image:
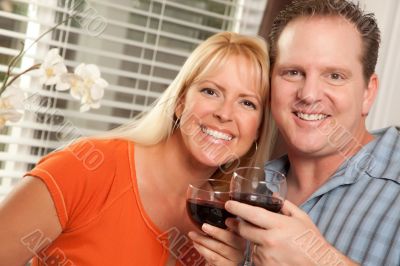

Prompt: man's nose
[{"left": 296, "top": 76, "right": 323, "bottom": 105}]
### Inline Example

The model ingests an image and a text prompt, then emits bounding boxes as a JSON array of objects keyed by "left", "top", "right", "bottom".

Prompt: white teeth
[
  {"left": 201, "top": 126, "right": 233, "bottom": 141},
  {"left": 296, "top": 112, "right": 328, "bottom": 121}
]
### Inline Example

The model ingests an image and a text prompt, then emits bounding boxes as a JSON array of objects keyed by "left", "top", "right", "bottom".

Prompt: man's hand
[{"left": 224, "top": 200, "right": 359, "bottom": 266}]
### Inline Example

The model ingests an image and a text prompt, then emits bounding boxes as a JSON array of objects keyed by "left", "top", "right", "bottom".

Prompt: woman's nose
[{"left": 212, "top": 101, "right": 233, "bottom": 122}]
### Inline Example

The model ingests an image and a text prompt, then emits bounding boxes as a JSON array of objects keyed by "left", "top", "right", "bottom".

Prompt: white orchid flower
[
  {"left": 1, "top": 18, "right": 111, "bottom": 123},
  {"left": 0, "top": 84, "right": 25, "bottom": 128},
  {"left": 61, "top": 63, "right": 107, "bottom": 112},
  {"left": 31, "top": 48, "right": 68, "bottom": 90},
  {"left": 75, "top": 63, "right": 107, "bottom": 112}
]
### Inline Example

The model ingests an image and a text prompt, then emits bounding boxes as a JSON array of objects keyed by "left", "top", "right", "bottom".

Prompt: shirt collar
[
  {"left": 265, "top": 127, "right": 400, "bottom": 203},
  {"left": 364, "top": 126, "right": 400, "bottom": 183}
]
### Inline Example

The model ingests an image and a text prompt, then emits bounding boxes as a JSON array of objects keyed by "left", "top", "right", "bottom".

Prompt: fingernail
[
  {"left": 188, "top": 231, "right": 197, "bottom": 239},
  {"left": 225, "top": 200, "right": 234, "bottom": 210},
  {"left": 202, "top": 223, "right": 210, "bottom": 233},
  {"left": 225, "top": 218, "right": 234, "bottom": 228}
]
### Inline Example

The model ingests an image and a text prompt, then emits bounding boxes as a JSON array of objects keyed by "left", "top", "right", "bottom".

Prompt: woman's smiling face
[{"left": 176, "top": 55, "right": 264, "bottom": 167}]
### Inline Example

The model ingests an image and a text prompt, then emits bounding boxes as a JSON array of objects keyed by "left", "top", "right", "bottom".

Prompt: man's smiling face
[{"left": 271, "top": 16, "right": 378, "bottom": 158}]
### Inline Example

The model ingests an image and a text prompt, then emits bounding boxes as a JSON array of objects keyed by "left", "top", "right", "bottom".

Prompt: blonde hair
[{"left": 99, "top": 32, "right": 276, "bottom": 173}]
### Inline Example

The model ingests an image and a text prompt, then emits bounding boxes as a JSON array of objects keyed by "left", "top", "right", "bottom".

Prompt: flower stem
[
  {"left": 1, "top": 14, "right": 75, "bottom": 94},
  {"left": 8, "top": 15, "right": 73, "bottom": 74},
  {"left": 0, "top": 64, "right": 41, "bottom": 96}
]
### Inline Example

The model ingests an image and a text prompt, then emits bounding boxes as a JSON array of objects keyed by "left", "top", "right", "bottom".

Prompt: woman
[{"left": 0, "top": 32, "right": 274, "bottom": 265}]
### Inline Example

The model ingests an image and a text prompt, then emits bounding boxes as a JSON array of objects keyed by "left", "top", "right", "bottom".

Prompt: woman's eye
[
  {"left": 200, "top": 88, "right": 218, "bottom": 96},
  {"left": 241, "top": 100, "right": 257, "bottom": 110}
]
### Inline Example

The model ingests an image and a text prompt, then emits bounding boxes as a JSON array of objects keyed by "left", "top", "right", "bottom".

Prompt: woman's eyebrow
[{"left": 202, "top": 80, "right": 260, "bottom": 101}]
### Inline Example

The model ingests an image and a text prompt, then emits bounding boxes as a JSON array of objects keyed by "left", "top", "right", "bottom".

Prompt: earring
[
  {"left": 244, "top": 141, "right": 259, "bottom": 159},
  {"left": 173, "top": 116, "right": 180, "bottom": 131}
]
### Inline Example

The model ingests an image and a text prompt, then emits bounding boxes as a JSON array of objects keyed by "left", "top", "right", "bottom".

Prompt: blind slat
[
  {"left": 22, "top": 88, "right": 152, "bottom": 112},
  {"left": 0, "top": 46, "right": 181, "bottom": 74},
  {"left": 0, "top": 152, "right": 41, "bottom": 164},
  {"left": 0, "top": 21, "right": 193, "bottom": 58},
  {"left": 5, "top": 120, "right": 102, "bottom": 135},
  {"left": 0, "top": 135, "right": 60, "bottom": 149}
]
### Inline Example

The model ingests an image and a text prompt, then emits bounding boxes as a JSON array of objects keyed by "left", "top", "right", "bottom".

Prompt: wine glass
[
  {"left": 230, "top": 167, "right": 287, "bottom": 266},
  {"left": 186, "top": 179, "right": 235, "bottom": 229}
]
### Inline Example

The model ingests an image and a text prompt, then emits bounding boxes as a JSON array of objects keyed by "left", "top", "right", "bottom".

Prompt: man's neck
[
  {"left": 285, "top": 131, "right": 375, "bottom": 206},
  {"left": 286, "top": 153, "right": 346, "bottom": 205}
]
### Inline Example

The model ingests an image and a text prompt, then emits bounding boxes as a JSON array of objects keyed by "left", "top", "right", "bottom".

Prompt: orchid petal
[
  {"left": 70, "top": 87, "right": 82, "bottom": 99},
  {"left": 90, "top": 101, "right": 101, "bottom": 109},
  {"left": 90, "top": 86, "right": 104, "bottom": 100},
  {"left": 56, "top": 81, "right": 70, "bottom": 91},
  {"left": 80, "top": 104, "right": 90, "bottom": 112}
]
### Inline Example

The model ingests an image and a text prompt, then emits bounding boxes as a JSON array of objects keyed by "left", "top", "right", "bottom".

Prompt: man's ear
[{"left": 362, "top": 74, "right": 379, "bottom": 116}]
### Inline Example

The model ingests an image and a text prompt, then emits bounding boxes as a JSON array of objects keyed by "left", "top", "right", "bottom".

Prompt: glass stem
[{"left": 243, "top": 240, "right": 253, "bottom": 266}]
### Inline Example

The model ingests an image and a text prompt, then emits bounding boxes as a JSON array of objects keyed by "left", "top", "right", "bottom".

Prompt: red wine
[
  {"left": 230, "top": 192, "right": 283, "bottom": 213},
  {"left": 186, "top": 199, "right": 235, "bottom": 229}
]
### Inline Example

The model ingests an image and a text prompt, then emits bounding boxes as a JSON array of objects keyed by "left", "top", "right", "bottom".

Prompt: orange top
[{"left": 24, "top": 139, "right": 205, "bottom": 266}]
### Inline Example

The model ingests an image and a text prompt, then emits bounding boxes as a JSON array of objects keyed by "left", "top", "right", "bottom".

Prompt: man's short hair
[{"left": 269, "top": 0, "right": 381, "bottom": 81}]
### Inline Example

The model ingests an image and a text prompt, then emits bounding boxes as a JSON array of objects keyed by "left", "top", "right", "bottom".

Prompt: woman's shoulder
[
  {"left": 25, "top": 138, "right": 137, "bottom": 230},
  {"left": 67, "top": 137, "right": 134, "bottom": 151},
  {"left": 61, "top": 137, "right": 135, "bottom": 160},
  {"left": 32, "top": 137, "right": 134, "bottom": 176}
]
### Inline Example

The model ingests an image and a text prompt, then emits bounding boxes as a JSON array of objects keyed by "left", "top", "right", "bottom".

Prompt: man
[{"left": 190, "top": 0, "right": 400, "bottom": 265}]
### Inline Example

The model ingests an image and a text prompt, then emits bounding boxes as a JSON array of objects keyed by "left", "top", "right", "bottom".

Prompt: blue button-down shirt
[{"left": 265, "top": 127, "right": 400, "bottom": 265}]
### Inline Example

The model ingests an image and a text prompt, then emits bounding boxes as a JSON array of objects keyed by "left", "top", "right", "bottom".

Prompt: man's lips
[{"left": 293, "top": 111, "right": 330, "bottom": 121}]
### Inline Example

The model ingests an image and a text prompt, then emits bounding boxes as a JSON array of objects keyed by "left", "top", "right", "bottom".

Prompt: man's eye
[
  {"left": 287, "top": 70, "right": 300, "bottom": 76},
  {"left": 281, "top": 69, "right": 304, "bottom": 81},
  {"left": 325, "top": 72, "right": 347, "bottom": 85},
  {"left": 330, "top": 73, "right": 343, "bottom": 80}
]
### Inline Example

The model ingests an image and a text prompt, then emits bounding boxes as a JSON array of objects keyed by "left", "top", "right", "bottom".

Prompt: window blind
[{"left": 0, "top": 0, "right": 267, "bottom": 200}]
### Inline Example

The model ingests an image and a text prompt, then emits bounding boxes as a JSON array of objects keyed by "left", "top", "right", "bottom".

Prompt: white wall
[{"left": 359, "top": 0, "right": 400, "bottom": 129}]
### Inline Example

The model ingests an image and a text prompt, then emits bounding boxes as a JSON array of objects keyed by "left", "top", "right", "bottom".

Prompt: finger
[
  {"left": 188, "top": 231, "right": 244, "bottom": 263},
  {"left": 234, "top": 218, "right": 270, "bottom": 244},
  {"left": 202, "top": 223, "right": 246, "bottom": 250},
  {"left": 225, "top": 200, "right": 285, "bottom": 229},
  {"left": 192, "top": 242, "right": 239, "bottom": 266},
  {"left": 225, "top": 218, "right": 240, "bottom": 234},
  {"left": 280, "top": 200, "right": 307, "bottom": 218},
  {"left": 252, "top": 252, "right": 263, "bottom": 266}
]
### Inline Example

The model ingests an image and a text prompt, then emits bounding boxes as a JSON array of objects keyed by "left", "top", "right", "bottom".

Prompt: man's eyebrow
[
  {"left": 274, "top": 63, "right": 304, "bottom": 68},
  {"left": 272, "top": 64, "right": 304, "bottom": 73},
  {"left": 322, "top": 66, "right": 352, "bottom": 75},
  {"left": 274, "top": 64, "right": 352, "bottom": 75}
]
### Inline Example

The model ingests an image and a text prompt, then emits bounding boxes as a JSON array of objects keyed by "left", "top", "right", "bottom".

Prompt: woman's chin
[{"left": 195, "top": 150, "right": 240, "bottom": 170}]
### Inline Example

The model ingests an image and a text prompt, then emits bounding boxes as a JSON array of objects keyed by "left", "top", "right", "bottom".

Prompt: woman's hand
[
  {"left": 224, "top": 200, "right": 359, "bottom": 266},
  {"left": 188, "top": 223, "right": 246, "bottom": 265}
]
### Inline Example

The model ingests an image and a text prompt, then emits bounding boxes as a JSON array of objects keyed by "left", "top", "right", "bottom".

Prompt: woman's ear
[
  {"left": 175, "top": 93, "right": 185, "bottom": 118},
  {"left": 362, "top": 74, "right": 379, "bottom": 116}
]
